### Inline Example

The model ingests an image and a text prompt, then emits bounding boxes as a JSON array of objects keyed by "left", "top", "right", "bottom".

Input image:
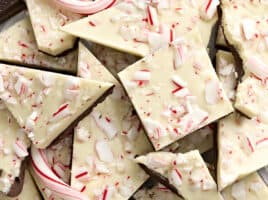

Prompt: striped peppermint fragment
[
  {"left": 179, "top": 106, "right": 208, "bottom": 133},
  {"left": 133, "top": 69, "right": 151, "bottom": 86},
  {"left": 0, "top": 92, "right": 17, "bottom": 104},
  {"left": 91, "top": 111, "right": 117, "bottom": 139},
  {"left": 143, "top": 118, "right": 167, "bottom": 140},
  {"left": 245, "top": 56, "right": 268, "bottom": 80},
  {"left": 101, "top": 186, "right": 114, "bottom": 200},
  {"left": 172, "top": 75, "right": 187, "bottom": 88},
  {"left": 242, "top": 19, "right": 256, "bottom": 40},
  {"left": 25, "top": 111, "right": 39, "bottom": 130},
  {"left": 0, "top": 74, "right": 4, "bottom": 92},
  {"left": 244, "top": 135, "right": 255, "bottom": 153},
  {"left": 31, "top": 147, "right": 89, "bottom": 200},
  {"left": 169, "top": 168, "right": 182, "bottom": 187},
  {"left": 14, "top": 75, "right": 31, "bottom": 95},
  {"left": 13, "top": 139, "right": 28, "bottom": 158},
  {"left": 201, "top": 0, "right": 220, "bottom": 20},
  {"left": 95, "top": 140, "right": 114, "bottom": 163},
  {"left": 74, "top": 167, "right": 90, "bottom": 182},
  {"left": 173, "top": 88, "right": 191, "bottom": 98},
  {"left": 231, "top": 181, "right": 246, "bottom": 200},
  {"left": 148, "top": 32, "right": 166, "bottom": 51},
  {"left": 39, "top": 74, "right": 55, "bottom": 87},
  {"left": 205, "top": 79, "right": 221, "bottom": 104},
  {"left": 147, "top": 5, "right": 159, "bottom": 31},
  {"left": 52, "top": 163, "right": 67, "bottom": 182},
  {"left": 173, "top": 43, "right": 187, "bottom": 69},
  {"left": 256, "top": 137, "right": 268, "bottom": 147},
  {"left": 50, "top": 103, "right": 71, "bottom": 122}
]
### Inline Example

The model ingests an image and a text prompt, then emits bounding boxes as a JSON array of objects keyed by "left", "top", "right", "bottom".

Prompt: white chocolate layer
[
  {"left": 0, "top": 64, "right": 113, "bottom": 148},
  {"left": 0, "top": 16, "right": 78, "bottom": 73},
  {"left": 0, "top": 102, "right": 30, "bottom": 194},
  {"left": 62, "top": 0, "right": 218, "bottom": 56},
  {"left": 136, "top": 150, "right": 224, "bottom": 200},
  {"left": 119, "top": 31, "right": 233, "bottom": 150},
  {"left": 25, "top": 0, "right": 81, "bottom": 55},
  {"left": 217, "top": 113, "right": 268, "bottom": 190},
  {"left": 70, "top": 43, "right": 152, "bottom": 200},
  {"left": 222, "top": 172, "right": 268, "bottom": 200}
]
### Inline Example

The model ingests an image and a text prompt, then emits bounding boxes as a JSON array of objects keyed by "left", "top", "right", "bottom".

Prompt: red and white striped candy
[
  {"left": 50, "top": 103, "right": 71, "bottom": 122},
  {"left": 242, "top": 19, "right": 257, "bottom": 40},
  {"left": 147, "top": 5, "right": 159, "bottom": 31},
  {"left": 39, "top": 74, "right": 55, "bottom": 87},
  {"left": 53, "top": 0, "right": 116, "bottom": 14},
  {"left": 143, "top": 118, "right": 167, "bottom": 140},
  {"left": 169, "top": 168, "right": 182, "bottom": 187},
  {"left": 74, "top": 167, "right": 90, "bottom": 182},
  {"left": 133, "top": 69, "right": 151, "bottom": 82},
  {"left": 13, "top": 139, "right": 28, "bottom": 158},
  {"left": 201, "top": 0, "right": 220, "bottom": 20},
  {"left": 31, "top": 147, "right": 89, "bottom": 200},
  {"left": 52, "top": 162, "right": 68, "bottom": 181},
  {"left": 95, "top": 140, "right": 114, "bottom": 163},
  {"left": 256, "top": 137, "right": 268, "bottom": 148},
  {"left": 14, "top": 76, "right": 30, "bottom": 95},
  {"left": 173, "top": 44, "right": 187, "bottom": 69},
  {"left": 91, "top": 111, "right": 117, "bottom": 139},
  {"left": 25, "top": 111, "right": 38, "bottom": 130}
]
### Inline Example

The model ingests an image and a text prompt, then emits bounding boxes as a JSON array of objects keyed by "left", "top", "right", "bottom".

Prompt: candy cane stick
[
  {"left": 53, "top": 0, "right": 117, "bottom": 14},
  {"left": 31, "top": 147, "right": 89, "bottom": 200}
]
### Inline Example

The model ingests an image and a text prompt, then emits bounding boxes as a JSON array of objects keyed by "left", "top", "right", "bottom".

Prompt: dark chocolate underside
[
  {"left": 139, "top": 164, "right": 184, "bottom": 199},
  {"left": 5, "top": 158, "right": 27, "bottom": 197},
  {"left": 0, "top": 0, "right": 25, "bottom": 24}
]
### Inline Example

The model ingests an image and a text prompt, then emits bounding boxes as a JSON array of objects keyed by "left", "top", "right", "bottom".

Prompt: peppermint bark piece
[
  {"left": 217, "top": 113, "right": 268, "bottom": 190},
  {"left": 222, "top": 172, "right": 268, "bottom": 200},
  {"left": 0, "top": 64, "right": 114, "bottom": 149},
  {"left": 133, "top": 182, "right": 182, "bottom": 200},
  {"left": 118, "top": 32, "right": 233, "bottom": 150},
  {"left": 221, "top": 0, "right": 268, "bottom": 121},
  {"left": 0, "top": 16, "right": 77, "bottom": 74},
  {"left": 216, "top": 50, "right": 238, "bottom": 102},
  {"left": 0, "top": 101, "right": 30, "bottom": 196},
  {"left": 62, "top": 0, "right": 219, "bottom": 56},
  {"left": 25, "top": 0, "right": 81, "bottom": 56},
  {"left": 70, "top": 42, "right": 152, "bottom": 200},
  {"left": 0, "top": 170, "right": 42, "bottom": 200},
  {"left": 136, "top": 150, "right": 224, "bottom": 200}
]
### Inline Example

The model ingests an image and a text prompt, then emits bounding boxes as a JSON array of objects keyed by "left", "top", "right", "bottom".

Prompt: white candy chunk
[
  {"left": 49, "top": 103, "right": 71, "bottom": 122},
  {"left": 173, "top": 44, "right": 187, "bottom": 69},
  {"left": 205, "top": 79, "right": 220, "bottom": 104},
  {"left": 245, "top": 56, "right": 268, "bottom": 80},
  {"left": 39, "top": 74, "right": 55, "bottom": 87},
  {"left": 147, "top": 5, "right": 159, "bottom": 31},
  {"left": 169, "top": 168, "right": 182, "bottom": 187},
  {"left": 133, "top": 70, "right": 151, "bottom": 81},
  {"left": 25, "top": 111, "right": 38, "bottom": 130},
  {"left": 173, "top": 88, "right": 190, "bottom": 98},
  {"left": 0, "top": 75, "right": 4, "bottom": 92},
  {"left": 91, "top": 111, "right": 118, "bottom": 139},
  {"left": 119, "top": 185, "right": 132, "bottom": 197},
  {"left": 95, "top": 161, "right": 110, "bottom": 174},
  {"left": 14, "top": 76, "right": 31, "bottom": 95},
  {"left": 143, "top": 118, "right": 167, "bottom": 139},
  {"left": 242, "top": 19, "right": 256, "bottom": 40},
  {"left": 13, "top": 140, "right": 28, "bottom": 158},
  {"left": 201, "top": 0, "right": 220, "bottom": 20},
  {"left": 231, "top": 181, "right": 246, "bottom": 200},
  {"left": 219, "top": 64, "right": 235, "bottom": 76},
  {"left": 76, "top": 127, "right": 90, "bottom": 142},
  {"left": 95, "top": 140, "right": 114, "bottom": 163}
]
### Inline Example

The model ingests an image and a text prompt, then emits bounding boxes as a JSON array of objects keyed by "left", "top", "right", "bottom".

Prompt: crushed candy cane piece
[
  {"left": 13, "top": 139, "right": 28, "bottom": 158},
  {"left": 169, "top": 168, "right": 182, "bottom": 187},
  {"left": 205, "top": 79, "right": 221, "bottom": 104},
  {"left": 242, "top": 19, "right": 256, "bottom": 40},
  {"left": 245, "top": 56, "right": 268, "bottom": 80},
  {"left": 201, "top": 0, "right": 220, "bottom": 20},
  {"left": 95, "top": 140, "right": 114, "bottom": 163}
]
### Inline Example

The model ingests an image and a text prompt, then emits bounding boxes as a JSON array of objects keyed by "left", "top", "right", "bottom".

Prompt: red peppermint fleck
[
  {"left": 256, "top": 137, "right": 268, "bottom": 145},
  {"left": 52, "top": 103, "right": 69, "bottom": 117},
  {"left": 175, "top": 168, "right": 183, "bottom": 180},
  {"left": 246, "top": 137, "right": 255, "bottom": 152},
  {"left": 88, "top": 21, "right": 96, "bottom": 27},
  {"left": 102, "top": 188, "right": 108, "bottom": 200},
  {"left": 205, "top": 0, "right": 213, "bottom": 13},
  {"left": 18, "top": 41, "right": 29, "bottom": 48},
  {"left": 75, "top": 171, "right": 88, "bottom": 179}
]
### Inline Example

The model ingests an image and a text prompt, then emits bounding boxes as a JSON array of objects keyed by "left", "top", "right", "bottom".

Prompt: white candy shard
[
  {"left": 205, "top": 79, "right": 221, "bottom": 104},
  {"left": 76, "top": 127, "right": 90, "bottom": 142},
  {"left": 245, "top": 56, "right": 268, "bottom": 80},
  {"left": 143, "top": 118, "right": 167, "bottom": 139},
  {"left": 169, "top": 168, "right": 182, "bottom": 187},
  {"left": 91, "top": 111, "right": 118, "bottom": 139},
  {"left": 133, "top": 70, "right": 151, "bottom": 81},
  {"left": 242, "top": 19, "right": 256, "bottom": 40},
  {"left": 95, "top": 140, "right": 114, "bottom": 163},
  {"left": 231, "top": 181, "right": 246, "bottom": 200}
]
